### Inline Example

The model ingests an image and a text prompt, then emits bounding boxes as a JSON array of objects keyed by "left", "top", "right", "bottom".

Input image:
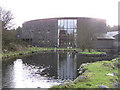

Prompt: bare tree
[
  {"left": 0, "top": 7, "right": 14, "bottom": 30},
  {"left": 77, "top": 19, "right": 96, "bottom": 52},
  {"left": 77, "top": 29, "right": 95, "bottom": 52}
]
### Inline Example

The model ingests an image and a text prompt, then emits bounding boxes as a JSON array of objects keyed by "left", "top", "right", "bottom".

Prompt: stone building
[{"left": 21, "top": 17, "right": 108, "bottom": 48}]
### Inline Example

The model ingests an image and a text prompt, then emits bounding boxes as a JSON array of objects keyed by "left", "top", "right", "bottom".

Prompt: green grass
[
  {"left": 52, "top": 58, "right": 119, "bottom": 88},
  {"left": 1, "top": 47, "right": 106, "bottom": 60},
  {"left": 1, "top": 47, "right": 79, "bottom": 60},
  {"left": 80, "top": 52, "right": 105, "bottom": 54}
]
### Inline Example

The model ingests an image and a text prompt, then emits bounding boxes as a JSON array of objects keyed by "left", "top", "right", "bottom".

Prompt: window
[{"left": 58, "top": 19, "right": 77, "bottom": 47}]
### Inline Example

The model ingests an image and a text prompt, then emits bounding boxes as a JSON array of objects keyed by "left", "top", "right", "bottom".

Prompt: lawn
[{"left": 1, "top": 47, "right": 78, "bottom": 59}]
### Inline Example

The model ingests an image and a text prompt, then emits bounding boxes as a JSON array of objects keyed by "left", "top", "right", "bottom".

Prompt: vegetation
[
  {"left": 2, "top": 29, "right": 28, "bottom": 53},
  {"left": 0, "top": 6, "right": 28, "bottom": 53},
  {"left": 0, "top": 7, "right": 14, "bottom": 30},
  {"left": 77, "top": 23, "right": 96, "bottom": 52},
  {"left": 51, "top": 58, "right": 119, "bottom": 88},
  {"left": 1, "top": 47, "right": 79, "bottom": 59},
  {"left": 80, "top": 52, "right": 105, "bottom": 54}
]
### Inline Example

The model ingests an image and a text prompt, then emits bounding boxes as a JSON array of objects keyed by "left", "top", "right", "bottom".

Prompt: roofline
[{"left": 23, "top": 17, "right": 106, "bottom": 25}]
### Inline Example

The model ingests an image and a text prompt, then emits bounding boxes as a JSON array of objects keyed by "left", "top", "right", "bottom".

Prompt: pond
[{"left": 2, "top": 52, "right": 115, "bottom": 88}]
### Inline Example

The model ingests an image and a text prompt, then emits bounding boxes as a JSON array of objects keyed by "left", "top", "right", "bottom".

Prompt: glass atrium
[{"left": 58, "top": 19, "right": 77, "bottom": 47}]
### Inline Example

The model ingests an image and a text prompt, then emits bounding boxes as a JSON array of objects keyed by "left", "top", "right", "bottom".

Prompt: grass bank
[
  {"left": 1, "top": 47, "right": 107, "bottom": 60},
  {"left": 51, "top": 58, "right": 119, "bottom": 88},
  {"left": 1, "top": 47, "right": 79, "bottom": 60},
  {"left": 80, "top": 52, "right": 105, "bottom": 54}
]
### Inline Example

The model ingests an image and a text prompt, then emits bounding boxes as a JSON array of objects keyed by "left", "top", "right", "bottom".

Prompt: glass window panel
[
  {"left": 69, "top": 20, "right": 72, "bottom": 28},
  {"left": 58, "top": 20, "right": 61, "bottom": 29},
  {"left": 75, "top": 21, "right": 77, "bottom": 28},
  {"left": 61, "top": 20, "right": 64, "bottom": 29},
  {"left": 67, "top": 20, "right": 70, "bottom": 28},
  {"left": 74, "top": 29, "right": 77, "bottom": 33},
  {"left": 66, "top": 20, "right": 68, "bottom": 28},
  {"left": 67, "top": 20, "right": 71, "bottom": 28},
  {"left": 74, "top": 20, "right": 77, "bottom": 28},
  {"left": 68, "top": 20, "right": 71, "bottom": 28},
  {"left": 71, "top": 20, "right": 74, "bottom": 28},
  {"left": 72, "top": 19, "right": 74, "bottom": 28},
  {"left": 64, "top": 20, "right": 66, "bottom": 29},
  {"left": 67, "top": 29, "right": 74, "bottom": 34}
]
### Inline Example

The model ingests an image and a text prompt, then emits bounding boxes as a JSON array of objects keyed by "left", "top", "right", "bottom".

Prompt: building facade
[{"left": 21, "top": 17, "right": 108, "bottom": 48}]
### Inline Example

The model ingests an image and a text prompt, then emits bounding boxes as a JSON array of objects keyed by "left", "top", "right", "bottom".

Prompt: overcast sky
[{"left": 0, "top": 0, "right": 119, "bottom": 28}]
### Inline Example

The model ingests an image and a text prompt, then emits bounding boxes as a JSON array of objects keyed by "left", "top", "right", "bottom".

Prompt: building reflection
[{"left": 57, "top": 53, "right": 77, "bottom": 80}]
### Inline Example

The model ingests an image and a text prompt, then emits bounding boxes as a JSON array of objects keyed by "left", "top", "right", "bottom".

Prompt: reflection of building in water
[{"left": 57, "top": 53, "right": 77, "bottom": 80}]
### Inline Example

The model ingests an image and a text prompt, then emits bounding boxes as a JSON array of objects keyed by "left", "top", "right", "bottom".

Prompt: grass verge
[
  {"left": 80, "top": 52, "right": 105, "bottom": 55},
  {"left": 1, "top": 47, "right": 79, "bottom": 60}
]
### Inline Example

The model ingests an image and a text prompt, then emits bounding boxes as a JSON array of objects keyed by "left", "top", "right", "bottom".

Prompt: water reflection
[
  {"left": 2, "top": 52, "right": 114, "bottom": 88},
  {"left": 13, "top": 59, "right": 24, "bottom": 88},
  {"left": 4, "top": 58, "right": 61, "bottom": 88},
  {"left": 57, "top": 53, "right": 77, "bottom": 80}
]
